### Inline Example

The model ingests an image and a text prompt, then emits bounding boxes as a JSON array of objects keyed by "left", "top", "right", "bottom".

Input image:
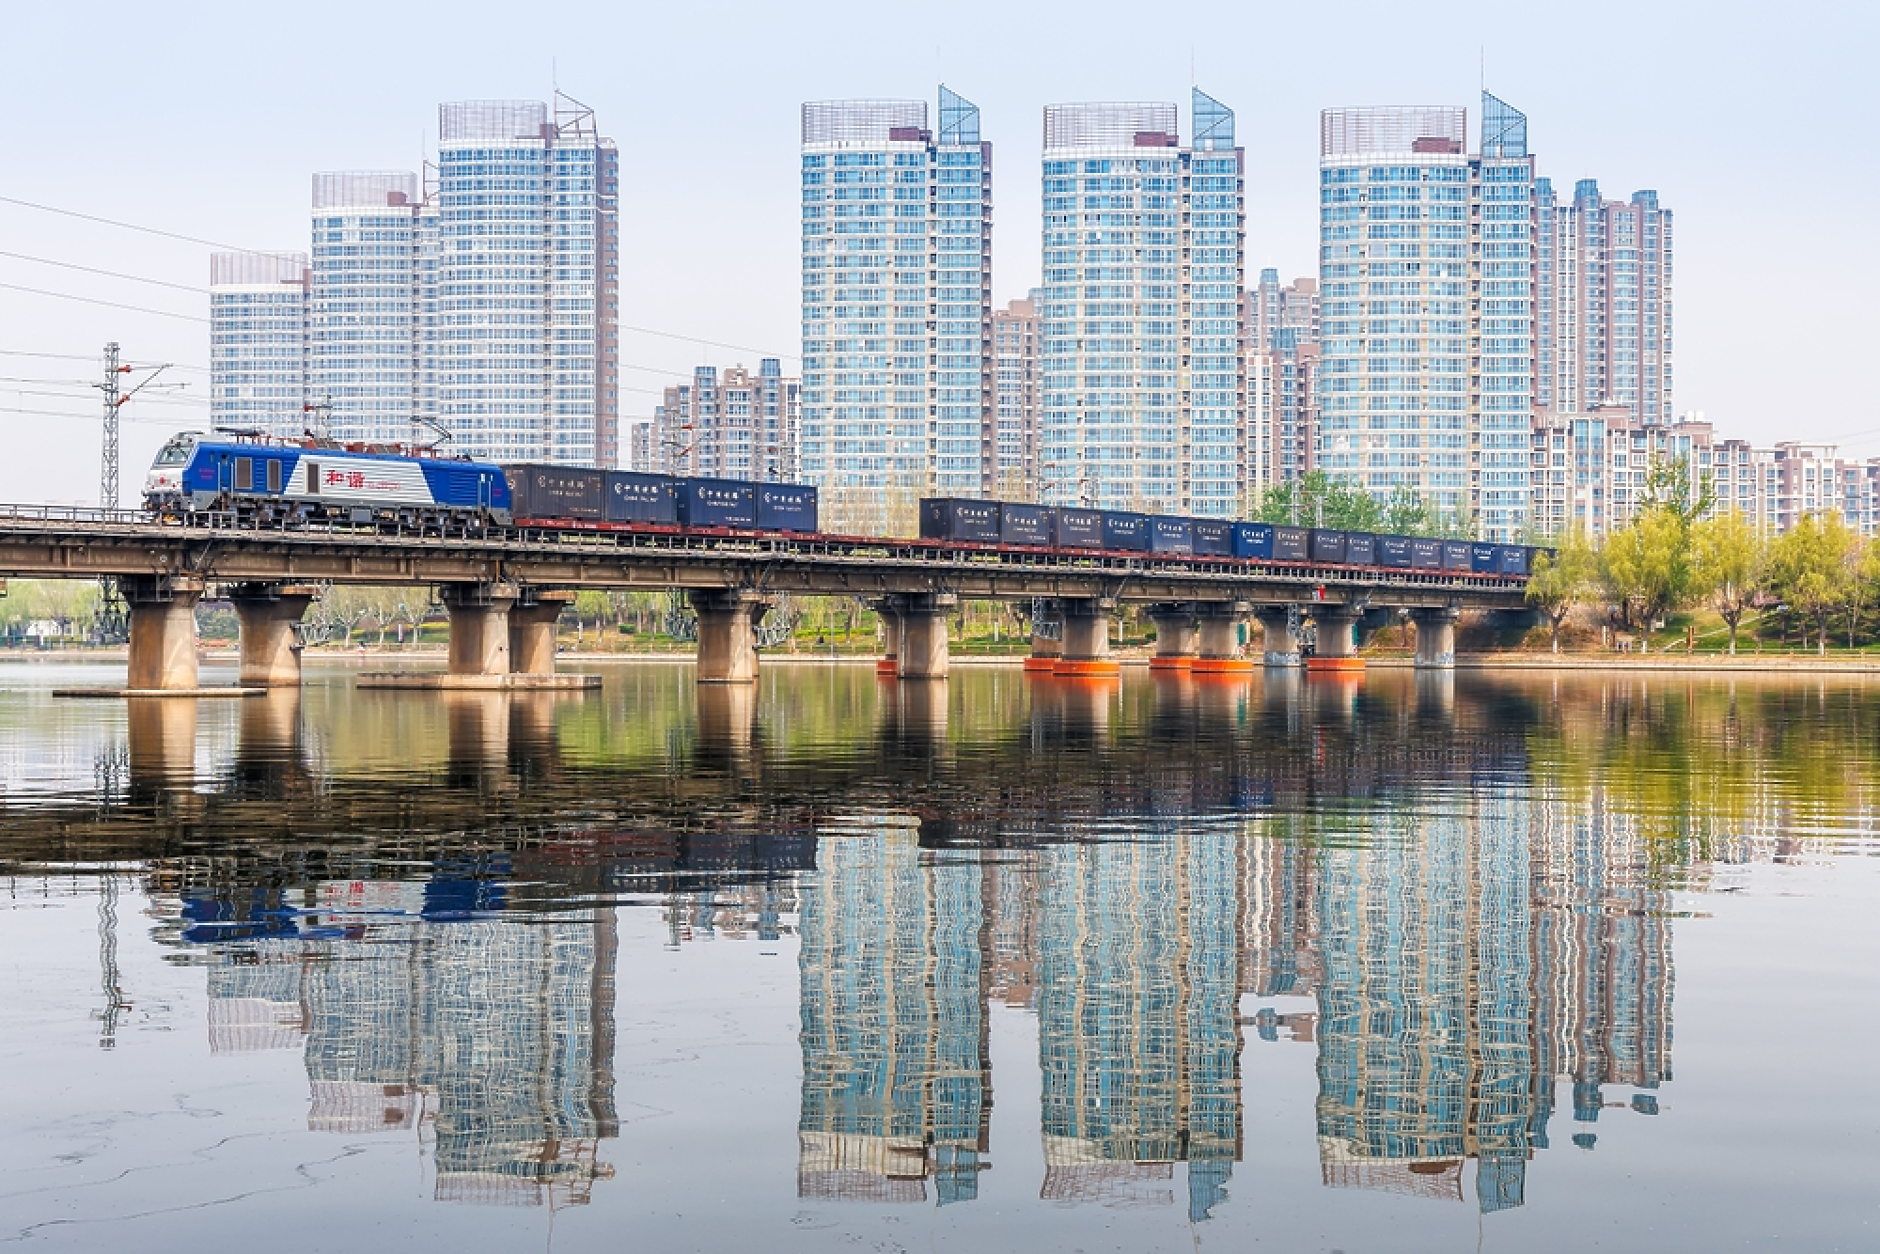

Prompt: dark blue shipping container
[
  {"left": 1497, "top": 545, "right": 1531, "bottom": 576},
  {"left": 1193, "top": 519, "right": 1233, "bottom": 557},
  {"left": 1232, "top": 522, "right": 1275, "bottom": 559},
  {"left": 1470, "top": 543, "right": 1499, "bottom": 573},
  {"left": 919, "top": 497, "right": 1000, "bottom": 543},
  {"left": 1147, "top": 515, "right": 1193, "bottom": 554},
  {"left": 1378, "top": 535, "right": 1413, "bottom": 568},
  {"left": 1273, "top": 526, "right": 1310, "bottom": 562},
  {"left": 1309, "top": 528, "right": 1348, "bottom": 564},
  {"left": 755, "top": 483, "right": 818, "bottom": 532},
  {"left": 605, "top": 471, "right": 679, "bottom": 524},
  {"left": 1442, "top": 541, "right": 1473, "bottom": 571},
  {"left": 677, "top": 477, "right": 757, "bottom": 528},
  {"left": 1101, "top": 511, "right": 1149, "bottom": 552},
  {"left": 1000, "top": 502, "right": 1054, "bottom": 546},
  {"left": 1055, "top": 507, "right": 1104, "bottom": 549},
  {"left": 1411, "top": 538, "right": 1444, "bottom": 570},
  {"left": 1346, "top": 532, "right": 1377, "bottom": 567}
]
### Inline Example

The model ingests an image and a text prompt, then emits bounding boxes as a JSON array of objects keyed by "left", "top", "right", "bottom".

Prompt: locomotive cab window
[{"left": 234, "top": 457, "right": 253, "bottom": 490}]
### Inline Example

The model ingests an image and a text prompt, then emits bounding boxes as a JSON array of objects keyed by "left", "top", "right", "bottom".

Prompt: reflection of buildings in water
[
  {"left": 796, "top": 825, "right": 990, "bottom": 1204},
  {"left": 196, "top": 882, "right": 619, "bottom": 1208},
  {"left": 987, "top": 854, "right": 1041, "bottom": 1010},
  {"left": 1036, "top": 831, "right": 1242, "bottom": 1222},
  {"left": 1529, "top": 791, "right": 1674, "bottom": 1146},
  {"left": 1299, "top": 783, "right": 1674, "bottom": 1213},
  {"left": 664, "top": 880, "right": 798, "bottom": 945}
]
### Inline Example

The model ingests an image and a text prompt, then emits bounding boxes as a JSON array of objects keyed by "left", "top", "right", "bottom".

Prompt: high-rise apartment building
[
  {"left": 799, "top": 89, "right": 993, "bottom": 520},
  {"left": 308, "top": 171, "right": 424, "bottom": 444},
  {"left": 208, "top": 251, "right": 309, "bottom": 437},
  {"left": 214, "top": 97, "right": 618, "bottom": 465},
  {"left": 1317, "top": 94, "right": 1534, "bottom": 541},
  {"left": 649, "top": 359, "right": 799, "bottom": 481},
  {"left": 992, "top": 293, "right": 1041, "bottom": 495},
  {"left": 1535, "top": 179, "right": 1673, "bottom": 423},
  {"left": 433, "top": 99, "right": 620, "bottom": 467},
  {"left": 1039, "top": 91, "right": 1246, "bottom": 516},
  {"left": 1247, "top": 269, "right": 1320, "bottom": 350}
]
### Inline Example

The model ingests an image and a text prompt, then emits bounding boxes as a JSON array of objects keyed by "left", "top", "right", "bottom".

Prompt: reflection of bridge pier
[
  {"left": 444, "top": 692, "right": 513, "bottom": 791},
  {"left": 695, "top": 681, "right": 758, "bottom": 771},
  {"left": 880, "top": 675, "right": 950, "bottom": 756},
  {"left": 126, "top": 696, "right": 200, "bottom": 797},
  {"left": 230, "top": 689, "right": 309, "bottom": 794},
  {"left": 1029, "top": 674, "right": 1114, "bottom": 745}
]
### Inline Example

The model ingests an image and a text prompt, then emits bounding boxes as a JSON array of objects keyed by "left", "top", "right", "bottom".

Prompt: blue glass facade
[
  {"left": 1039, "top": 92, "right": 1245, "bottom": 516},
  {"left": 800, "top": 91, "right": 993, "bottom": 523}
]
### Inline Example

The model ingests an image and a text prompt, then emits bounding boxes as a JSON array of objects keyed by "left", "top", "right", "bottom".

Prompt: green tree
[
  {"left": 1602, "top": 507, "right": 1693, "bottom": 648},
  {"left": 1639, "top": 455, "right": 1716, "bottom": 526},
  {"left": 1525, "top": 529, "right": 1597, "bottom": 652},
  {"left": 1768, "top": 512, "right": 1856, "bottom": 654},
  {"left": 1691, "top": 510, "right": 1764, "bottom": 655}
]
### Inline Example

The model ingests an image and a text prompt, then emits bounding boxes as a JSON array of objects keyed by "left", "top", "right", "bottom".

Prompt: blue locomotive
[{"left": 144, "top": 433, "right": 512, "bottom": 527}]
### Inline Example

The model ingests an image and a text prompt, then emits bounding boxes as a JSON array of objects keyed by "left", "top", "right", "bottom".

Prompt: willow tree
[
  {"left": 1769, "top": 512, "right": 1856, "bottom": 654},
  {"left": 1602, "top": 507, "right": 1694, "bottom": 649},
  {"left": 1525, "top": 529, "right": 1597, "bottom": 652},
  {"left": 1691, "top": 510, "right": 1763, "bottom": 655}
]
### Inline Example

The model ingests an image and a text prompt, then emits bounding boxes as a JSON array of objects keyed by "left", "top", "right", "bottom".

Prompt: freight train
[
  {"left": 139, "top": 435, "right": 1537, "bottom": 579},
  {"left": 141, "top": 434, "right": 819, "bottom": 533},
  {"left": 918, "top": 496, "right": 1538, "bottom": 577}
]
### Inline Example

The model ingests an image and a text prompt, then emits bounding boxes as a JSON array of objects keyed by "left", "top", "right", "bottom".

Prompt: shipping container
[
  {"left": 1232, "top": 522, "right": 1275, "bottom": 560},
  {"left": 1471, "top": 543, "right": 1499, "bottom": 573},
  {"left": 1309, "top": 527, "right": 1348, "bottom": 564},
  {"left": 1000, "top": 502, "right": 1054, "bottom": 546},
  {"left": 1345, "top": 531, "right": 1378, "bottom": 567},
  {"left": 1147, "top": 515, "right": 1193, "bottom": 554},
  {"left": 1054, "top": 507, "right": 1104, "bottom": 549},
  {"left": 1101, "top": 511, "right": 1149, "bottom": 551},
  {"left": 1192, "top": 519, "right": 1233, "bottom": 557},
  {"left": 1410, "top": 538, "right": 1444, "bottom": 570},
  {"left": 919, "top": 497, "right": 1000, "bottom": 543},
  {"left": 1378, "top": 535, "right": 1413, "bottom": 568},
  {"left": 604, "top": 471, "right": 678, "bottom": 525},
  {"left": 1442, "top": 540, "right": 1473, "bottom": 571},
  {"left": 676, "top": 477, "right": 758, "bottom": 528},
  {"left": 1497, "top": 545, "right": 1531, "bottom": 576},
  {"left": 506, "top": 464, "right": 606, "bottom": 521},
  {"left": 1273, "top": 526, "right": 1310, "bottom": 562},
  {"left": 755, "top": 483, "right": 819, "bottom": 532}
]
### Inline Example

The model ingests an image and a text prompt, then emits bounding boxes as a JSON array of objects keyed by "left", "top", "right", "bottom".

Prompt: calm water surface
[{"left": 0, "top": 658, "right": 1876, "bottom": 1252}]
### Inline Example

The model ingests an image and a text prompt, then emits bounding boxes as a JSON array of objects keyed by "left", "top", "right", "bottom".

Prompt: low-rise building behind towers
[
  {"left": 649, "top": 360, "right": 799, "bottom": 481},
  {"left": 993, "top": 294, "right": 1042, "bottom": 496}
]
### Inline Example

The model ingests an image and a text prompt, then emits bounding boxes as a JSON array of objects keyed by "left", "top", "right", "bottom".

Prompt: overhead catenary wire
[
  {"left": 0, "top": 281, "right": 207, "bottom": 323},
  {"left": 0, "top": 250, "right": 207, "bottom": 295}
]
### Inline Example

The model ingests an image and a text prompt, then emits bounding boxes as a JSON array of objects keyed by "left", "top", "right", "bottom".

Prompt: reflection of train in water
[{"left": 140, "top": 434, "right": 1538, "bottom": 579}]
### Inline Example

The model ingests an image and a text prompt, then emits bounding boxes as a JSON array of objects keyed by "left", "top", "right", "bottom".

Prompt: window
[
  {"left": 234, "top": 457, "right": 253, "bottom": 491},
  {"left": 266, "top": 460, "right": 282, "bottom": 493}
]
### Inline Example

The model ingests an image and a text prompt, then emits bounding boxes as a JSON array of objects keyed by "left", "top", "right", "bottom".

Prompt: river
[{"left": 0, "top": 658, "right": 1874, "bottom": 1251}]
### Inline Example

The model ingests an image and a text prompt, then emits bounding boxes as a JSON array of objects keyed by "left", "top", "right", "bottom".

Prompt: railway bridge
[{"left": 0, "top": 506, "right": 1532, "bottom": 689}]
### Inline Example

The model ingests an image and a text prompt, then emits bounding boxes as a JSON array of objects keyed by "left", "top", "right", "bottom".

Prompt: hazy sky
[{"left": 1, "top": 0, "right": 1873, "bottom": 503}]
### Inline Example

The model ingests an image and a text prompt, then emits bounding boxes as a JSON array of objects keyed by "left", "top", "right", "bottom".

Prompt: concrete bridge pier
[
  {"left": 887, "top": 593, "right": 955, "bottom": 679},
  {"left": 228, "top": 583, "right": 318, "bottom": 687},
  {"left": 1194, "top": 601, "right": 1254, "bottom": 674},
  {"left": 1148, "top": 603, "right": 1198, "bottom": 670},
  {"left": 509, "top": 590, "right": 574, "bottom": 676},
  {"left": 1307, "top": 604, "right": 1365, "bottom": 673},
  {"left": 1254, "top": 606, "right": 1301, "bottom": 669},
  {"left": 690, "top": 589, "right": 770, "bottom": 684},
  {"left": 441, "top": 582, "right": 518, "bottom": 678},
  {"left": 123, "top": 575, "right": 207, "bottom": 692},
  {"left": 1055, "top": 597, "right": 1119, "bottom": 677},
  {"left": 1412, "top": 607, "right": 1460, "bottom": 669}
]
